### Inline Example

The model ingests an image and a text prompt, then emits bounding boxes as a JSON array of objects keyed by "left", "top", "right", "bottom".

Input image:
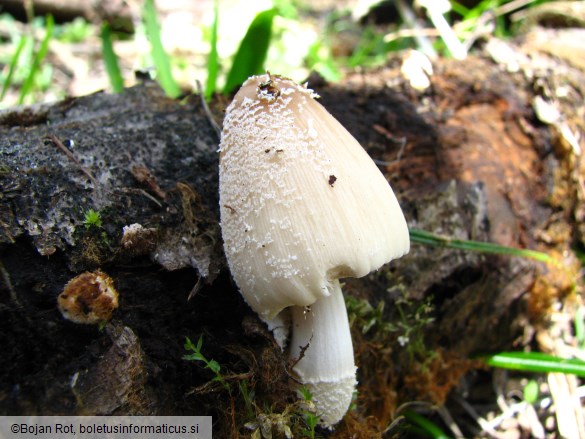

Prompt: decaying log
[
  {"left": 0, "top": 45, "right": 583, "bottom": 437},
  {"left": 1, "top": 0, "right": 135, "bottom": 31}
]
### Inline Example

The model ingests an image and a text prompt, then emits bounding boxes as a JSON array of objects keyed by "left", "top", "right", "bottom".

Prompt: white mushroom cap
[
  {"left": 219, "top": 74, "right": 409, "bottom": 321},
  {"left": 219, "top": 74, "right": 409, "bottom": 427}
]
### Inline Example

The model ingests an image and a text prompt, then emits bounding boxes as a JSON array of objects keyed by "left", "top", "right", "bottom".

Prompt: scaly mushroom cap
[{"left": 219, "top": 74, "right": 409, "bottom": 320}]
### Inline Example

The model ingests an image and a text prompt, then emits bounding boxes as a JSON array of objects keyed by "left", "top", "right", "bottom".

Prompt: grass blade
[
  {"left": 18, "top": 15, "right": 54, "bottom": 105},
  {"left": 100, "top": 23, "right": 124, "bottom": 93},
  {"left": 204, "top": 0, "right": 219, "bottom": 101},
  {"left": 143, "top": 0, "right": 181, "bottom": 98},
  {"left": 1, "top": 35, "right": 28, "bottom": 101},
  {"left": 409, "top": 228, "right": 553, "bottom": 264},
  {"left": 223, "top": 8, "right": 276, "bottom": 94},
  {"left": 484, "top": 352, "right": 585, "bottom": 377},
  {"left": 403, "top": 410, "right": 451, "bottom": 439}
]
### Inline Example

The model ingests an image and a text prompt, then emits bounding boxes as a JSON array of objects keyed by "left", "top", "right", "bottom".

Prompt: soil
[{"left": 1, "top": 33, "right": 585, "bottom": 438}]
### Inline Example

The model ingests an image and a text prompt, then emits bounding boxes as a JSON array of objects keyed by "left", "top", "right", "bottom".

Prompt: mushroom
[
  {"left": 219, "top": 74, "right": 409, "bottom": 427},
  {"left": 58, "top": 270, "right": 119, "bottom": 324}
]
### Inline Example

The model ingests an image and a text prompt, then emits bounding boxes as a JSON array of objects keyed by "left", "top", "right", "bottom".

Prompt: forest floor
[{"left": 1, "top": 2, "right": 585, "bottom": 438}]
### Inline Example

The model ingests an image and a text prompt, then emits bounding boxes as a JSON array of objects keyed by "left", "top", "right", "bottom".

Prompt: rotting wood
[{"left": 0, "top": 46, "right": 583, "bottom": 437}]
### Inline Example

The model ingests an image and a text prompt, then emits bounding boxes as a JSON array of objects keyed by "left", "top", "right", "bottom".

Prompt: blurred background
[{"left": 0, "top": 0, "right": 573, "bottom": 107}]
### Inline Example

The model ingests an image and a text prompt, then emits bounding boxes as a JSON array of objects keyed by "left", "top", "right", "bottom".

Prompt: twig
[
  {"left": 291, "top": 334, "right": 313, "bottom": 369},
  {"left": 419, "top": 0, "right": 467, "bottom": 59},
  {"left": 43, "top": 134, "right": 98, "bottom": 187},
  {"left": 0, "top": 260, "right": 21, "bottom": 308},
  {"left": 131, "top": 165, "right": 167, "bottom": 201},
  {"left": 372, "top": 124, "right": 407, "bottom": 165},
  {"left": 436, "top": 405, "right": 465, "bottom": 438},
  {"left": 196, "top": 80, "right": 221, "bottom": 140},
  {"left": 395, "top": 0, "right": 437, "bottom": 59},
  {"left": 548, "top": 372, "right": 585, "bottom": 439},
  {"left": 452, "top": 394, "right": 505, "bottom": 439},
  {"left": 384, "top": 27, "right": 441, "bottom": 43},
  {"left": 120, "top": 188, "right": 163, "bottom": 208},
  {"left": 187, "top": 276, "right": 203, "bottom": 301}
]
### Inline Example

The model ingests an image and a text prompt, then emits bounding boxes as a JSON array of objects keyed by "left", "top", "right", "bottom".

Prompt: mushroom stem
[{"left": 290, "top": 280, "right": 357, "bottom": 427}]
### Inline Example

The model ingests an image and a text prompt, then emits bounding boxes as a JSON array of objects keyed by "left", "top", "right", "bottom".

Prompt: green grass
[
  {"left": 484, "top": 351, "right": 585, "bottom": 377},
  {"left": 238, "top": 379, "right": 255, "bottom": 420},
  {"left": 142, "top": 0, "right": 181, "bottom": 98},
  {"left": 1, "top": 14, "right": 100, "bottom": 106},
  {"left": 451, "top": 0, "right": 509, "bottom": 38},
  {"left": 100, "top": 23, "right": 124, "bottom": 93},
  {"left": 18, "top": 15, "right": 54, "bottom": 105},
  {"left": 223, "top": 8, "right": 277, "bottom": 95},
  {"left": 204, "top": 0, "right": 220, "bottom": 101},
  {"left": 2, "top": 1, "right": 555, "bottom": 104},
  {"left": 409, "top": 228, "right": 554, "bottom": 264},
  {"left": 0, "top": 35, "right": 27, "bottom": 101},
  {"left": 403, "top": 409, "right": 451, "bottom": 439}
]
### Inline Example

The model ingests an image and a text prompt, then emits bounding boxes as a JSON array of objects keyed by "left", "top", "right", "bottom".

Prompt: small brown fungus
[{"left": 57, "top": 271, "right": 119, "bottom": 324}]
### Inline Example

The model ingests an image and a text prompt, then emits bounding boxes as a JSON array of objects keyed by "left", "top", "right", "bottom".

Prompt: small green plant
[
  {"left": 523, "top": 379, "right": 539, "bottom": 405},
  {"left": 239, "top": 379, "right": 256, "bottom": 419},
  {"left": 183, "top": 336, "right": 229, "bottom": 390},
  {"left": 394, "top": 294, "right": 436, "bottom": 364},
  {"left": 347, "top": 24, "right": 402, "bottom": 69},
  {"left": 297, "top": 386, "right": 319, "bottom": 439},
  {"left": 305, "top": 40, "right": 342, "bottom": 83},
  {"left": 243, "top": 386, "right": 323, "bottom": 438},
  {"left": 346, "top": 296, "right": 396, "bottom": 337},
  {"left": 246, "top": 411, "right": 293, "bottom": 439},
  {"left": 55, "top": 16, "right": 92, "bottom": 43},
  {"left": 451, "top": 0, "right": 510, "bottom": 40},
  {"left": 346, "top": 292, "right": 435, "bottom": 364},
  {"left": 83, "top": 209, "right": 103, "bottom": 229}
]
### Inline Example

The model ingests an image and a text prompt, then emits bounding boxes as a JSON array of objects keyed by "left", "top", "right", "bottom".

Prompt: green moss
[{"left": 83, "top": 209, "right": 103, "bottom": 230}]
